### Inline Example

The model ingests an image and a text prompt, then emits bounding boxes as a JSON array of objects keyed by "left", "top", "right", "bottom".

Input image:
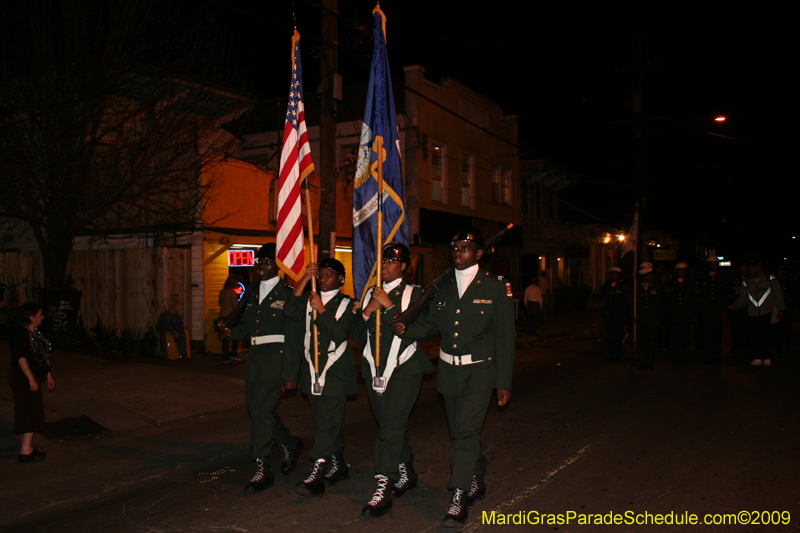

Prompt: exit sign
[{"left": 228, "top": 250, "right": 255, "bottom": 267}]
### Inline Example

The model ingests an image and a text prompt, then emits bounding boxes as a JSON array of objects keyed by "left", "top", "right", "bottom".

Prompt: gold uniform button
[
  {"left": 453, "top": 344, "right": 457, "bottom": 349},
  {"left": 456, "top": 309, "right": 461, "bottom": 314},
  {"left": 481, "top": 311, "right": 484, "bottom": 315},
  {"left": 454, "top": 321, "right": 459, "bottom": 326},
  {"left": 256, "top": 320, "right": 259, "bottom": 323},
  {"left": 454, "top": 333, "right": 459, "bottom": 337}
]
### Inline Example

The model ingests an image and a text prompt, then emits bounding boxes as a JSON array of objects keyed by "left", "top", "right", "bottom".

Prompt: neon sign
[
  {"left": 228, "top": 250, "right": 255, "bottom": 267},
  {"left": 234, "top": 282, "right": 246, "bottom": 300}
]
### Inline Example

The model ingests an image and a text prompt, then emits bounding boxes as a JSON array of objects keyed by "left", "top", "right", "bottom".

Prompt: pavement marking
[{"left": 463, "top": 443, "right": 593, "bottom": 532}]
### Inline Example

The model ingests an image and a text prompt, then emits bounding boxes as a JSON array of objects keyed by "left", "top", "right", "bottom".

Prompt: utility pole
[{"left": 318, "top": 0, "right": 338, "bottom": 260}]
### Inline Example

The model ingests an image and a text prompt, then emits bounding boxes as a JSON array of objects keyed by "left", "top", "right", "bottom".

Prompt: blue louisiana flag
[{"left": 352, "top": 5, "right": 410, "bottom": 301}]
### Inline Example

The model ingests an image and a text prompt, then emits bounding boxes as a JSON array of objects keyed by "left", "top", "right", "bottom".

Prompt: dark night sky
[{"left": 212, "top": 1, "right": 799, "bottom": 265}]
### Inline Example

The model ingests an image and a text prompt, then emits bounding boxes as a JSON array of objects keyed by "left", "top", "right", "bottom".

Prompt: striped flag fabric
[
  {"left": 277, "top": 30, "right": 314, "bottom": 280},
  {"left": 352, "top": 5, "right": 410, "bottom": 300}
]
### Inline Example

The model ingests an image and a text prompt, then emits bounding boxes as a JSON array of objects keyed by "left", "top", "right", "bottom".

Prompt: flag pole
[
  {"left": 374, "top": 136, "right": 385, "bottom": 389},
  {"left": 304, "top": 177, "right": 322, "bottom": 394}
]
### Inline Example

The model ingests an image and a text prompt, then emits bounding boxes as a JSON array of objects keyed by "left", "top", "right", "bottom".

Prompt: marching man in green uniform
[
  {"left": 219, "top": 243, "right": 305, "bottom": 495},
  {"left": 353, "top": 242, "right": 434, "bottom": 519},
  {"left": 285, "top": 258, "right": 356, "bottom": 497},
  {"left": 633, "top": 262, "right": 662, "bottom": 369},
  {"left": 695, "top": 256, "right": 734, "bottom": 363},
  {"left": 391, "top": 229, "right": 516, "bottom": 528}
]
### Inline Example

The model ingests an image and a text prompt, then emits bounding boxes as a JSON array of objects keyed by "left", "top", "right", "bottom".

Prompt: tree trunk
[{"left": 33, "top": 224, "right": 75, "bottom": 290}]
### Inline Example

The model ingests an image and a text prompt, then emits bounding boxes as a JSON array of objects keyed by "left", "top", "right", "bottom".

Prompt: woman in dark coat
[{"left": 7, "top": 303, "right": 55, "bottom": 463}]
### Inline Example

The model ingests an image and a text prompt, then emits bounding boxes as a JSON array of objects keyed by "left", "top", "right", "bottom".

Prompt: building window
[
  {"left": 431, "top": 143, "right": 445, "bottom": 203},
  {"left": 492, "top": 163, "right": 511, "bottom": 205},
  {"left": 461, "top": 151, "right": 473, "bottom": 208}
]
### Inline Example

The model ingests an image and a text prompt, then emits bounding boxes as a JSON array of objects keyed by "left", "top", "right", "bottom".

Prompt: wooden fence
[{"left": 1, "top": 247, "right": 191, "bottom": 337}]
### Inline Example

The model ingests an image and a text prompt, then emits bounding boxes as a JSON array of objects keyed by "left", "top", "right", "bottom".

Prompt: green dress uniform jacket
[
  {"left": 697, "top": 272, "right": 735, "bottom": 316},
  {"left": 665, "top": 277, "right": 697, "bottom": 323},
  {"left": 352, "top": 281, "right": 435, "bottom": 382},
  {"left": 601, "top": 279, "right": 629, "bottom": 321},
  {"left": 352, "top": 281, "right": 434, "bottom": 480},
  {"left": 229, "top": 279, "right": 302, "bottom": 384},
  {"left": 228, "top": 278, "right": 302, "bottom": 459},
  {"left": 285, "top": 289, "right": 357, "bottom": 460},
  {"left": 635, "top": 281, "right": 663, "bottom": 324},
  {"left": 402, "top": 271, "right": 516, "bottom": 396},
  {"left": 284, "top": 290, "right": 357, "bottom": 397}
]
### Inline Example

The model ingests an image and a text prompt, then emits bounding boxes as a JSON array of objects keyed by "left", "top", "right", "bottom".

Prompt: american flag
[{"left": 277, "top": 31, "right": 314, "bottom": 280}]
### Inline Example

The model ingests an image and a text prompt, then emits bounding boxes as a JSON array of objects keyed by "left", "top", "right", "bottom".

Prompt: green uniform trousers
[
  {"left": 308, "top": 394, "right": 346, "bottom": 460},
  {"left": 366, "top": 371, "right": 423, "bottom": 482},
  {"left": 444, "top": 388, "right": 492, "bottom": 491},
  {"left": 246, "top": 381, "right": 291, "bottom": 459}
]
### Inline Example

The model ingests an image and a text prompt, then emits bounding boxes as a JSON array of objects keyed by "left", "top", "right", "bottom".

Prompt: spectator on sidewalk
[
  {"left": 523, "top": 277, "right": 543, "bottom": 337},
  {"left": 7, "top": 303, "right": 55, "bottom": 463},
  {"left": 158, "top": 310, "right": 189, "bottom": 359},
  {"left": 218, "top": 275, "right": 242, "bottom": 363},
  {"left": 538, "top": 270, "right": 549, "bottom": 324}
]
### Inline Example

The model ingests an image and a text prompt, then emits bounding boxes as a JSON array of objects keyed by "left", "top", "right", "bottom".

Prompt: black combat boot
[
  {"left": 280, "top": 436, "right": 305, "bottom": 475},
  {"left": 360, "top": 474, "right": 393, "bottom": 519},
  {"left": 324, "top": 450, "right": 349, "bottom": 487},
  {"left": 392, "top": 462, "right": 418, "bottom": 497},
  {"left": 295, "top": 458, "right": 326, "bottom": 496},
  {"left": 244, "top": 457, "right": 275, "bottom": 494},
  {"left": 466, "top": 475, "right": 485, "bottom": 505},
  {"left": 442, "top": 488, "right": 468, "bottom": 527}
]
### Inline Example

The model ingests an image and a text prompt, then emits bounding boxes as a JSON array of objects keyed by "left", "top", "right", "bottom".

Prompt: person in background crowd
[
  {"left": 523, "top": 277, "right": 543, "bottom": 338},
  {"left": 730, "top": 260, "right": 785, "bottom": 366},
  {"left": 600, "top": 267, "right": 628, "bottom": 361},
  {"left": 538, "top": 270, "right": 549, "bottom": 324},
  {"left": 218, "top": 274, "right": 242, "bottom": 363},
  {"left": 696, "top": 256, "right": 735, "bottom": 364},
  {"left": 664, "top": 262, "right": 696, "bottom": 363},
  {"left": 7, "top": 303, "right": 55, "bottom": 463},
  {"left": 158, "top": 310, "right": 189, "bottom": 359},
  {"left": 633, "top": 262, "right": 662, "bottom": 369}
]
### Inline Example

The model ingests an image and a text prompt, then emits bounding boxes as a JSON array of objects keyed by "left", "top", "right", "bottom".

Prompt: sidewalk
[
  {"left": 0, "top": 309, "right": 603, "bottom": 456},
  {"left": 0, "top": 348, "right": 248, "bottom": 454}
]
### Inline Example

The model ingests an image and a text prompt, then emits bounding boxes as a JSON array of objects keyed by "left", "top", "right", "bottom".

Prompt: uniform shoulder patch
[
  {"left": 496, "top": 274, "right": 505, "bottom": 281},
  {"left": 505, "top": 281, "right": 513, "bottom": 297}
]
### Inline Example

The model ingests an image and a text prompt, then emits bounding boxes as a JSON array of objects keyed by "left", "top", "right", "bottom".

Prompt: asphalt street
[{"left": 1, "top": 312, "right": 798, "bottom": 533}]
